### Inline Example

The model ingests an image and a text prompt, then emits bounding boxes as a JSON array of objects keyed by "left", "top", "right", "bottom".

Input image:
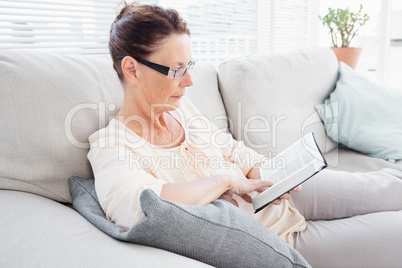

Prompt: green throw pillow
[{"left": 315, "top": 62, "right": 402, "bottom": 162}]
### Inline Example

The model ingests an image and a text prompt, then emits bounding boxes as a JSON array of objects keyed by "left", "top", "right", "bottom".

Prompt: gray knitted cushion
[{"left": 69, "top": 176, "right": 310, "bottom": 268}]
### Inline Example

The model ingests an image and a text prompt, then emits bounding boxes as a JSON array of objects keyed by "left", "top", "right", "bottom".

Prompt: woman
[{"left": 88, "top": 2, "right": 402, "bottom": 266}]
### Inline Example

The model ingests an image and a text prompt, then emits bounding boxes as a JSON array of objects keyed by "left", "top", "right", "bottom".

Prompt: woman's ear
[{"left": 121, "top": 56, "right": 140, "bottom": 85}]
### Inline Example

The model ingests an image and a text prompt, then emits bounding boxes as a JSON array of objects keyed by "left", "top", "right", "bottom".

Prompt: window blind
[
  {"left": 0, "top": 0, "right": 119, "bottom": 55},
  {"left": 0, "top": 0, "right": 312, "bottom": 63},
  {"left": 157, "top": 0, "right": 312, "bottom": 65},
  {"left": 270, "top": 0, "right": 311, "bottom": 52},
  {"left": 158, "top": 0, "right": 259, "bottom": 64}
]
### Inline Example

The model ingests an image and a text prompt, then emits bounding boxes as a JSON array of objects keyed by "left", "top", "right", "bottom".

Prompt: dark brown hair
[{"left": 109, "top": 2, "right": 190, "bottom": 80}]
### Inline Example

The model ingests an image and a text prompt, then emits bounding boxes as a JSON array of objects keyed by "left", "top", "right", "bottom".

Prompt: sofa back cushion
[
  {"left": 218, "top": 48, "right": 338, "bottom": 158},
  {"left": 0, "top": 51, "right": 124, "bottom": 202},
  {"left": 187, "top": 62, "right": 228, "bottom": 131},
  {"left": 0, "top": 50, "right": 225, "bottom": 203}
]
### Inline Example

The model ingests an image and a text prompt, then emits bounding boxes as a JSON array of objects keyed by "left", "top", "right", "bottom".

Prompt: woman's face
[{"left": 136, "top": 33, "right": 193, "bottom": 113}]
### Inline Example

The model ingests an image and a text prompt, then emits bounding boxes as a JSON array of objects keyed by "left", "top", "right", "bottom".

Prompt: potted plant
[{"left": 319, "top": 4, "right": 369, "bottom": 69}]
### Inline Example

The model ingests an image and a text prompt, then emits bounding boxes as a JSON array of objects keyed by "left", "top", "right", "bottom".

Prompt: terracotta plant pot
[{"left": 331, "top": 47, "right": 362, "bottom": 69}]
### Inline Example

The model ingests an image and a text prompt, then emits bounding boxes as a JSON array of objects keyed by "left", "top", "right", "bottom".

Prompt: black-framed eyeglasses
[{"left": 116, "top": 56, "right": 195, "bottom": 79}]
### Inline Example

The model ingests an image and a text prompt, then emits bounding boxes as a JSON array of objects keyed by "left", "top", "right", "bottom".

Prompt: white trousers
[{"left": 291, "top": 168, "right": 402, "bottom": 268}]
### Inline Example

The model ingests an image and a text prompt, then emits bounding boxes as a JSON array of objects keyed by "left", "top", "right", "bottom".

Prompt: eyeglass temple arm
[
  {"left": 136, "top": 58, "right": 170, "bottom": 76},
  {"left": 115, "top": 56, "right": 170, "bottom": 76}
]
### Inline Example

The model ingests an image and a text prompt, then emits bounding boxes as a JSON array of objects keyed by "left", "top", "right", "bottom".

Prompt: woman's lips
[{"left": 172, "top": 94, "right": 184, "bottom": 99}]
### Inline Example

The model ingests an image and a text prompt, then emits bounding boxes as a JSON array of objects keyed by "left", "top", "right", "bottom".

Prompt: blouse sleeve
[{"left": 87, "top": 129, "right": 167, "bottom": 230}]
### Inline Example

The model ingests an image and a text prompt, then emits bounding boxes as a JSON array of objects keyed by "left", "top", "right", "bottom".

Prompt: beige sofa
[{"left": 1, "top": 48, "right": 400, "bottom": 267}]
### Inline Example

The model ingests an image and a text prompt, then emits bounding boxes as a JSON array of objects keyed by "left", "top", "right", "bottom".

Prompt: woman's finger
[
  {"left": 292, "top": 185, "right": 303, "bottom": 192},
  {"left": 229, "top": 198, "right": 239, "bottom": 207},
  {"left": 248, "top": 179, "right": 272, "bottom": 189},
  {"left": 271, "top": 199, "right": 282, "bottom": 205},
  {"left": 239, "top": 193, "right": 253, "bottom": 203},
  {"left": 279, "top": 192, "right": 292, "bottom": 200},
  {"left": 255, "top": 186, "right": 268, "bottom": 193}
]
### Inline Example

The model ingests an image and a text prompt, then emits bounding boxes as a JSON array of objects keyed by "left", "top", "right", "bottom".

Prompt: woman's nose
[{"left": 180, "top": 70, "right": 194, "bottom": 87}]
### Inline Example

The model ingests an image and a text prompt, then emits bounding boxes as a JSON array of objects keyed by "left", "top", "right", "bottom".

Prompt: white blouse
[{"left": 87, "top": 96, "right": 306, "bottom": 246}]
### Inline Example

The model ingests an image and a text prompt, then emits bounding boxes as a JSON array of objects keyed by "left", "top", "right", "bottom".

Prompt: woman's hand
[
  {"left": 270, "top": 185, "right": 303, "bottom": 205},
  {"left": 161, "top": 174, "right": 269, "bottom": 206},
  {"left": 246, "top": 163, "right": 303, "bottom": 205},
  {"left": 219, "top": 177, "right": 272, "bottom": 207},
  {"left": 160, "top": 172, "right": 302, "bottom": 207}
]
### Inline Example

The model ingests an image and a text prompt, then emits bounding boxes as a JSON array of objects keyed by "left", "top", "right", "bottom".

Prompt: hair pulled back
[{"left": 109, "top": 2, "right": 190, "bottom": 80}]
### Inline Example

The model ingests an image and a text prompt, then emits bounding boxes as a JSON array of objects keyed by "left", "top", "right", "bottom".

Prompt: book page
[
  {"left": 253, "top": 133, "right": 327, "bottom": 212},
  {"left": 260, "top": 133, "right": 320, "bottom": 184}
]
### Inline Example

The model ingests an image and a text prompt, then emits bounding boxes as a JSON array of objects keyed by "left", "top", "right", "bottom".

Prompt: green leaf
[{"left": 318, "top": 5, "right": 369, "bottom": 47}]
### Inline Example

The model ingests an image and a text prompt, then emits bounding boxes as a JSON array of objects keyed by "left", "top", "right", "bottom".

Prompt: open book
[{"left": 252, "top": 132, "right": 327, "bottom": 213}]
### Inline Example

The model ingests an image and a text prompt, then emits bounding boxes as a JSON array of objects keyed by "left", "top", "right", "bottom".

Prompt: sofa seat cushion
[
  {"left": 218, "top": 48, "right": 339, "bottom": 158},
  {"left": 69, "top": 176, "right": 311, "bottom": 268},
  {"left": 0, "top": 190, "right": 207, "bottom": 267},
  {"left": 324, "top": 147, "right": 402, "bottom": 173}
]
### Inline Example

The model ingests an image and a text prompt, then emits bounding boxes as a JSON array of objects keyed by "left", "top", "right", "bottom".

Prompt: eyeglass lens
[{"left": 173, "top": 61, "right": 194, "bottom": 79}]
